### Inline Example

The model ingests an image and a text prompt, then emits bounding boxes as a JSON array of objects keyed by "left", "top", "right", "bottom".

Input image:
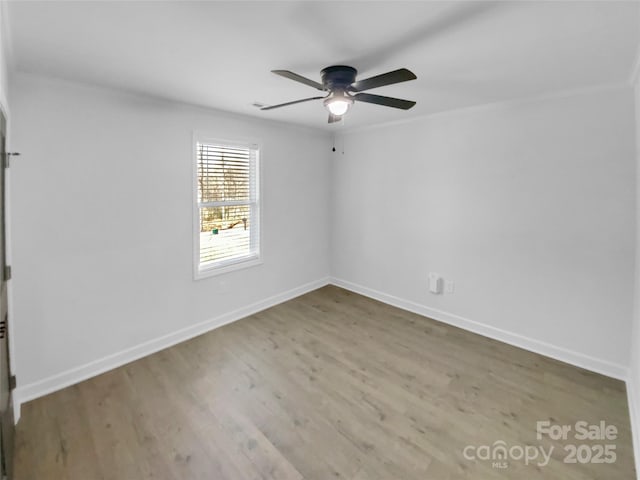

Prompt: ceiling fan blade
[
  {"left": 350, "top": 68, "right": 417, "bottom": 92},
  {"left": 261, "top": 96, "right": 325, "bottom": 111},
  {"left": 272, "top": 70, "right": 325, "bottom": 91},
  {"left": 353, "top": 93, "right": 416, "bottom": 110},
  {"left": 328, "top": 113, "right": 341, "bottom": 124}
]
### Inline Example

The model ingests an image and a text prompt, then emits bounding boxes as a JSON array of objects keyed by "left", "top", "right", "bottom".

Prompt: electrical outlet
[{"left": 445, "top": 280, "right": 455, "bottom": 294}]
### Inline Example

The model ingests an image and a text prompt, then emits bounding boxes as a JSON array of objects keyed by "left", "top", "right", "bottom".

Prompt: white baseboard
[
  {"left": 627, "top": 376, "right": 640, "bottom": 479},
  {"left": 11, "top": 275, "right": 630, "bottom": 427},
  {"left": 330, "top": 277, "right": 629, "bottom": 381},
  {"left": 13, "top": 276, "right": 331, "bottom": 422}
]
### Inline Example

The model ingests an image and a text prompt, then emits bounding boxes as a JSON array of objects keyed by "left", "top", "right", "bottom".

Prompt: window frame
[{"left": 192, "top": 133, "right": 262, "bottom": 280}]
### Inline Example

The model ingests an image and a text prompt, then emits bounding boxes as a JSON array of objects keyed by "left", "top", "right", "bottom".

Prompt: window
[{"left": 194, "top": 137, "right": 260, "bottom": 278}]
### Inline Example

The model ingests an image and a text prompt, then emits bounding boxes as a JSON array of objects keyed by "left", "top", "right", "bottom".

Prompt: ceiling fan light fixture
[
  {"left": 264, "top": 66, "right": 417, "bottom": 122},
  {"left": 324, "top": 92, "right": 354, "bottom": 116}
]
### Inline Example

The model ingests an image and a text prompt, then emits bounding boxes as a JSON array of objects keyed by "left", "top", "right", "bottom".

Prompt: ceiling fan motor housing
[{"left": 320, "top": 66, "right": 358, "bottom": 91}]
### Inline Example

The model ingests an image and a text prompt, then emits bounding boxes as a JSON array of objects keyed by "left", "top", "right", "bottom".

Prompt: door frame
[{"left": 0, "top": 102, "right": 16, "bottom": 422}]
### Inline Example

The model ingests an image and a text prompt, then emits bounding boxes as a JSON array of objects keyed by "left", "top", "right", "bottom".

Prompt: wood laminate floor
[{"left": 13, "top": 286, "right": 636, "bottom": 479}]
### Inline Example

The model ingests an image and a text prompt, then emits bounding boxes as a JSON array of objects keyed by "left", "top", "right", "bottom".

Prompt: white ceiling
[{"left": 7, "top": 1, "right": 640, "bottom": 129}]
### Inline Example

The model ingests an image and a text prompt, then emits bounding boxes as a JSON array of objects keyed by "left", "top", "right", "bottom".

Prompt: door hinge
[
  {"left": 9, "top": 376, "right": 15, "bottom": 391},
  {"left": 4, "top": 152, "right": 20, "bottom": 168},
  {"left": 3, "top": 266, "right": 10, "bottom": 282}
]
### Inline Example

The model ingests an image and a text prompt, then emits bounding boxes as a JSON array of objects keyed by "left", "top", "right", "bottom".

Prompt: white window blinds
[{"left": 195, "top": 141, "right": 260, "bottom": 276}]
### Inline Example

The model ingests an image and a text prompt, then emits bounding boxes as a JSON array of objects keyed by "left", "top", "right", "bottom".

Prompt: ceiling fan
[{"left": 261, "top": 66, "right": 417, "bottom": 123}]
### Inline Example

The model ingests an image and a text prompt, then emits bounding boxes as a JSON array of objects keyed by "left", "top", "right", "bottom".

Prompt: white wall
[
  {"left": 8, "top": 72, "right": 637, "bottom": 406},
  {"left": 10, "top": 73, "right": 330, "bottom": 391},
  {"left": 0, "top": 2, "right": 10, "bottom": 112},
  {"left": 629, "top": 72, "right": 640, "bottom": 475},
  {"left": 332, "top": 85, "right": 636, "bottom": 375}
]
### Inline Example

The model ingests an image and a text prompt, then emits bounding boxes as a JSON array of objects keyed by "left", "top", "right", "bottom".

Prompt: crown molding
[{"left": 340, "top": 81, "right": 631, "bottom": 136}]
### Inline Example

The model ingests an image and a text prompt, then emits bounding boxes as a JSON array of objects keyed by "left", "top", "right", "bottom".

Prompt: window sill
[{"left": 195, "top": 256, "right": 262, "bottom": 280}]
